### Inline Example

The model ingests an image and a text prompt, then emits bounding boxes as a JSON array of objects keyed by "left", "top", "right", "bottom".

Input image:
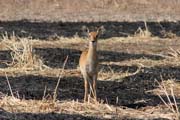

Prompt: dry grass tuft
[
  {"left": 1, "top": 34, "right": 48, "bottom": 71},
  {"left": 134, "top": 22, "right": 152, "bottom": 38},
  {"left": 160, "top": 30, "right": 177, "bottom": 38},
  {"left": 156, "top": 79, "right": 180, "bottom": 119},
  {"left": 167, "top": 47, "right": 180, "bottom": 59}
]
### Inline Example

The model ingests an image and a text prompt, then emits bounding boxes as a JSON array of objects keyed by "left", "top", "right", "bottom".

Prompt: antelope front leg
[
  {"left": 93, "top": 74, "right": 97, "bottom": 101},
  {"left": 84, "top": 78, "right": 88, "bottom": 102}
]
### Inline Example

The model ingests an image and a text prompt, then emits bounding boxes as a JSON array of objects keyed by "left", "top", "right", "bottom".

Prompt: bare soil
[{"left": 1, "top": 0, "right": 180, "bottom": 22}]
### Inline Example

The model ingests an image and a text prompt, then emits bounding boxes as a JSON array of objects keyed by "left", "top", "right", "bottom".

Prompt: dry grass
[
  {"left": 160, "top": 30, "right": 177, "bottom": 38},
  {"left": 99, "top": 62, "right": 142, "bottom": 82},
  {"left": 134, "top": 22, "right": 152, "bottom": 38},
  {"left": 155, "top": 79, "right": 180, "bottom": 119},
  {"left": 1, "top": 34, "right": 48, "bottom": 72},
  {"left": 0, "top": 34, "right": 180, "bottom": 119},
  {"left": 0, "top": 0, "right": 180, "bottom": 21},
  {"left": 53, "top": 56, "right": 68, "bottom": 102},
  {"left": 1, "top": 1, "right": 180, "bottom": 118},
  {"left": 0, "top": 96, "right": 175, "bottom": 119},
  {"left": 167, "top": 48, "right": 180, "bottom": 59}
]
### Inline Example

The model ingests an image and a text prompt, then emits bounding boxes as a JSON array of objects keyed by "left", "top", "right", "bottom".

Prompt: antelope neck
[{"left": 87, "top": 41, "right": 97, "bottom": 61}]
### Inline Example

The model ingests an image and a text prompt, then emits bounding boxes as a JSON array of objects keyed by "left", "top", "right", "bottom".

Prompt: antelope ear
[
  {"left": 81, "top": 26, "right": 90, "bottom": 38},
  {"left": 82, "top": 26, "right": 89, "bottom": 33},
  {"left": 97, "top": 26, "right": 105, "bottom": 35},
  {"left": 96, "top": 26, "right": 105, "bottom": 38}
]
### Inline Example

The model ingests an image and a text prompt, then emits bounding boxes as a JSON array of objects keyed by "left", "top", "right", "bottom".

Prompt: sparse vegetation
[
  {"left": 0, "top": 1, "right": 180, "bottom": 119},
  {"left": 156, "top": 79, "right": 180, "bottom": 119},
  {"left": 1, "top": 34, "right": 48, "bottom": 72},
  {"left": 0, "top": 32, "right": 180, "bottom": 119},
  {"left": 134, "top": 22, "right": 152, "bottom": 38},
  {"left": 0, "top": 0, "right": 180, "bottom": 21}
]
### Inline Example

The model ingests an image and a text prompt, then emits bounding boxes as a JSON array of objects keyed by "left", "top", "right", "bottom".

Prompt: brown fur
[{"left": 79, "top": 31, "right": 99, "bottom": 102}]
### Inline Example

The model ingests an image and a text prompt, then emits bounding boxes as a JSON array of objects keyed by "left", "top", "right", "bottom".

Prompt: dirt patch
[{"left": 0, "top": 0, "right": 180, "bottom": 21}]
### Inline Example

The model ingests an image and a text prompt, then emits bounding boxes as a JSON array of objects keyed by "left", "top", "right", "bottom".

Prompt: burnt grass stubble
[{"left": 0, "top": 20, "right": 180, "bottom": 119}]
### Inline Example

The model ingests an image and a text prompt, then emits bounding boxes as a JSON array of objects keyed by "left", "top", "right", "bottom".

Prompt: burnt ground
[
  {"left": 0, "top": 20, "right": 180, "bottom": 39},
  {"left": 0, "top": 21, "right": 180, "bottom": 119},
  {"left": 1, "top": 1, "right": 180, "bottom": 119}
]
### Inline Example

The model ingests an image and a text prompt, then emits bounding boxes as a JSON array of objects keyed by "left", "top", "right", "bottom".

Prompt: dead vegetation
[
  {"left": 0, "top": 31, "right": 180, "bottom": 119},
  {"left": 1, "top": 0, "right": 180, "bottom": 119},
  {"left": 1, "top": 0, "right": 180, "bottom": 21},
  {"left": 156, "top": 79, "right": 180, "bottom": 119},
  {"left": 1, "top": 34, "right": 48, "bottom": 72},
  {"left": 134, "top": 22, "right": 152, "bottom": 38},
  {"left": 0, "top": 20, "right": 180, "bottom": 120},
  {"left": 0, "top": 96, "right": 177, "bottom": 120}
]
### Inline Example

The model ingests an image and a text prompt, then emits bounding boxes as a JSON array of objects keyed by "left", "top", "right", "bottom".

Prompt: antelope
[{"left": 79, "top": 27, "right": 102, "bottom": 102}]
